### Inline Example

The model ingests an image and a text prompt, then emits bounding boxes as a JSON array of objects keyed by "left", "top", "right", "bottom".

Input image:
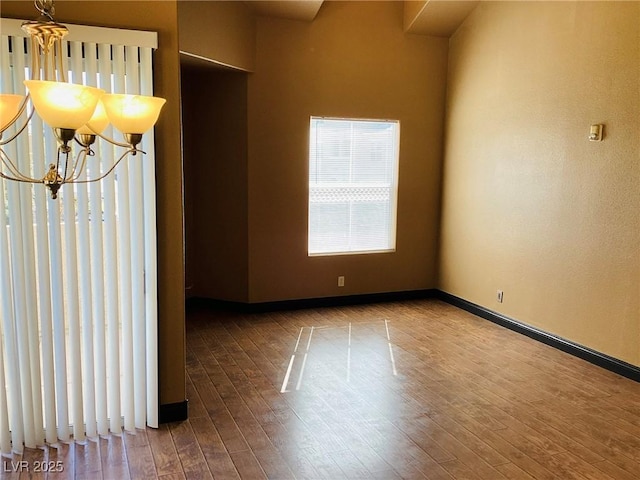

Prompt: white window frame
[{"left": 308, "top": 116, "right": 400, "bottom": 256}]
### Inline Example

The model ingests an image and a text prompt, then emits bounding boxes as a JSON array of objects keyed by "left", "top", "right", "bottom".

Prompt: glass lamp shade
[
  {"left": 76, "top": 99, "right": 109, "bottom": 135},
  {"left": 24, "top": 80, "right": 105, "bottom": 130},
  {"left": 101, "top": 94, "right": 166, "bottom": 134},
  {"left": 0, "top": 94, "right": 25, "bottom": 131}
]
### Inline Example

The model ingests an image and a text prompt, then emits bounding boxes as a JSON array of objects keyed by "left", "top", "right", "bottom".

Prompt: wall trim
[
  {"left": 159, "top": 400, "right": 188, "bottom": 424},
  {"left": 435, "top": 290, "right": 640, "bottom": 383},
  {"left": 186, "top": 289, "right": 438, "bottom": 313}
]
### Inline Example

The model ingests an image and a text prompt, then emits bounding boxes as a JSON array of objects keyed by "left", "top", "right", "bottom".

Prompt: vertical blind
[
  {"left": 308, "top": 117, "right": 400, "bottom": 255},
  {"left": 0, "top": 19, "right": 159, "bottom": 454}
]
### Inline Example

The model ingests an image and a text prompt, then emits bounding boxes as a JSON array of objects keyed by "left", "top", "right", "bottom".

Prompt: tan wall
[
  {"left": 182, "top": 67, "right": 249, "bottom": 301},
  {"left": 178, "top": 0, "right": 255, "bottom": 71},
  {"left": 441, "top": 1, "right": 640, "bottom": 366},
  {"left": 247, "top": 1, "right": 448, "bottom": 302},
  {"left": 1, "top": 1, "right": 186, "bottom": 403}
]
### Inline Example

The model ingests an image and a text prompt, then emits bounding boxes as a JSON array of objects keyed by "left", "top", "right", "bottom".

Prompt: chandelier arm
[
  {"left": 66, "top": 147, "right": 89, "bottom": 182},
  {"left": 61, "top": 147, "right": 69, "bottom": 180},
  {"left": 55, "top": 147, "right": 61, "bottom": 174},
  {"left": 53, "top": 146, "right": 66, "bottom": 186},
  {"left": 0, "top": 159, "right": 31, "bottom": 181},
  {"left": 71, "top": 148, "right": 137, "bottom": 184},
  {"left": 73, "top": 152, "right": 88, "bottom": 182},
  {"left": 0, "top": 159, "right": 42, "bottom": 183},
  {"left": 0, "top": 149, "right": 37, "bottom": 182},
  {"left": 60, "top": 145, "right": 74, "bottom": 182},
  {"left": 93, "top": 131, "right": 134, "bottom": 149},
  {"left": 0, "top": 105, "right": 36, "bottom": 146},
  {"left": 0, "top": 170, "right": 40, "bottom": 184}
]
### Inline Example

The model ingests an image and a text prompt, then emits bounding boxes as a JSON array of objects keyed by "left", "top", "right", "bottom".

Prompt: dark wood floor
[{"left": 2, "top": 299, "right": 640, "bottom": 479}]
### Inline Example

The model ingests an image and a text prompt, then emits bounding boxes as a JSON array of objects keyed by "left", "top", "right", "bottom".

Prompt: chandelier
[{"left": 0, "top": 0, "right": 165, "bottom": 199}]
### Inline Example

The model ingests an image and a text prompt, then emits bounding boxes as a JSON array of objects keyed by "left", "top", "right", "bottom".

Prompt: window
[{"left": 308, "top": 117, "right": 400, "bottom": 255}]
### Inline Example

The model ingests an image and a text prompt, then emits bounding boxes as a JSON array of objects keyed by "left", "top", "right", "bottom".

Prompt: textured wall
[
  {"left": 441, "top": 1, "right": 640, "bottom": 366},
  {"left": 178, "top": 0, "right": 255, "bottom": 71},
  {"left": 247, "top": 1, "right": 448, "bottom": 302}
]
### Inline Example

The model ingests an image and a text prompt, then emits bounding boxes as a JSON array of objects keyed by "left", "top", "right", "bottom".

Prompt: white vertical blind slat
[
  {"left": 17, "top": 162, "right": 44, "bottom": 448},
  {"left": 19, "top": 176, "right": 44, "bottom": 446},
  {"left": 112, "top": 44, "right": 135, "bottom": 432},
  {"left": 28, "top": 37, "right": 58, "bottom": 444},
  {"left": 140, "top": 46, "right": 159, "bottom": 428},
  {"left": 48, "top": 186, "right": 70, "bottom": 441},
  {"left": 72, "top": 35, "right": 97, "bottom": 442},
  {"left": 34, "top": 34, "right": 72, "bottom": 441},
  {"left": 98, "top": 42, "right": 122, "bottom": 434},
  {"left": 84, "top": 42, "right": 109, "bottom": 437},
  {"left": 65, "top": 39, "right": 85, "bottom": 441},
  {"left": 7, "top": 168, "right": 31, "bottom": 450},
  {"left": 13, "top": 37, "right": 44, "bottom": 447},
  {"left": 14, "top": 38, "right": 46, "bottom": 450},
  {"left": 125, "top": 45, "right": 147, "bottom": 429},
  {"left": 62, "top": 188, "right": 84, "bottom": 440},
  {"left": 0, "top": 335, "right": 10, "bottom": 453},
  {"left": 0, "top": 176, "right": 16, "bottom": 453}
]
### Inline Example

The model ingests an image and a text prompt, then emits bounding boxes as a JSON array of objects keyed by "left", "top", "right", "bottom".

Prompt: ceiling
[
  {"left": 246, "top": 0, "right": 325, "bottom": 21},
  {"left": 244, "top": 0, "right": 479, "bottom": 37},
  {"left": 404, "top": 1, "right": 479, "bottom": 37}
]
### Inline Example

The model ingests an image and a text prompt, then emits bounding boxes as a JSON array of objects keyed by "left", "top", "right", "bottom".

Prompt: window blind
[
  {"left": 0, "top": 19, "right": 159, "bottom": 454},
  {"left": 308, "top": 118, "right": 400, "bottom": 255}
]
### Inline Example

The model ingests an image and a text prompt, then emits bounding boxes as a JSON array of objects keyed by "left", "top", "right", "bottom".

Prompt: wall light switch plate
[{"left": 589, "top": 124, "right": 603, "bottom": 142}]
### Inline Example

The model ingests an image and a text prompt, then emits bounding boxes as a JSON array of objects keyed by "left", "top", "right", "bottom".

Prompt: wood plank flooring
[{"left": 2, "top": 299, "right": 639, "bottom": 479}]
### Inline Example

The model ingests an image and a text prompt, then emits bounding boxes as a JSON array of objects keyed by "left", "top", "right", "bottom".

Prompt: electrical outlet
[
  {"left": 338, "top": 276, "right": 345, "bottom": 287},
  {"left": 497, "top": 290, "right": 503, "bottom": 303}
]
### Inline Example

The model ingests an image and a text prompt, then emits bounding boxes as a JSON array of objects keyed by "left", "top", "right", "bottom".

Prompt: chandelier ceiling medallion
[{"left": 0, "top": 0, "right": 166, "bottom": 199}]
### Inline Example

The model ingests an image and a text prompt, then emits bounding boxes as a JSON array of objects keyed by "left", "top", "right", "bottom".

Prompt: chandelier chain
[{"left": 34, "top": 0, "right": 56, "bottom": 22}]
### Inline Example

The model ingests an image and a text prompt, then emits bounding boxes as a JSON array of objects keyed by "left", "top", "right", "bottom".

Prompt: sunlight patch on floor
[{"left": 280, "top": 319, "right": 398, "bottom": 393}]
